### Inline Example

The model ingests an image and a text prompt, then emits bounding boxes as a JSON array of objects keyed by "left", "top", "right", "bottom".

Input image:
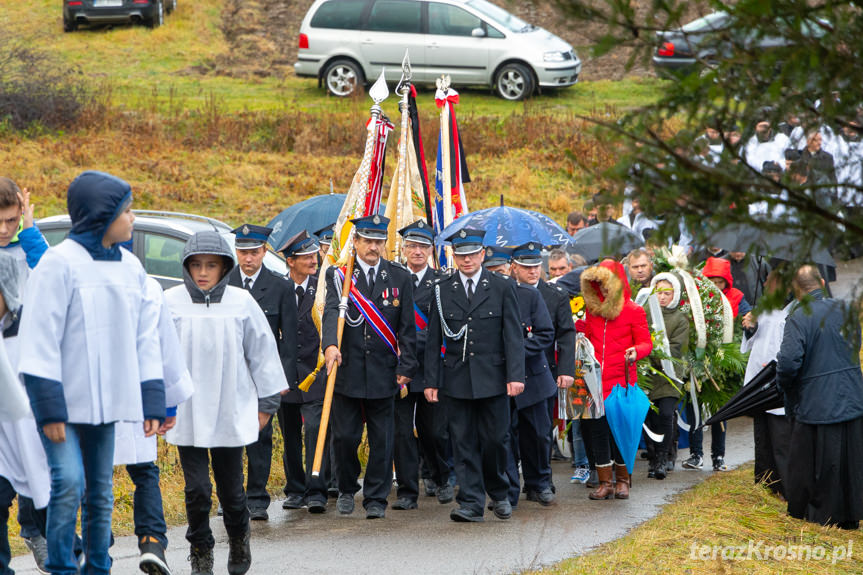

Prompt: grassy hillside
[{"left": 0, "top": 0, "right": 667, "bottom": 228}]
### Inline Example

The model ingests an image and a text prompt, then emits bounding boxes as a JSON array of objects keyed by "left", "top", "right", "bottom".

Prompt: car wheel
[
  {"left": 63, "top": 16, "right": 77, "bottom": 33},
  {"left": 146, "top": 0, "right": 164, "bottom": 28},
  {"left": 495, "top": 63, "right": 535, "bottom": 101},
  {"left": 323, "top": 59, "right": 364, "bottom": 98}
]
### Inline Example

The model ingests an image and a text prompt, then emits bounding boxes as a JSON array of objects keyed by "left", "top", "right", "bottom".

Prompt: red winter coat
[
  {"left": 576, "top": 260, "right": 653, "bottom": 398},
  {"left": 702, "top": 257, "right": 744, "bottom": 318}
]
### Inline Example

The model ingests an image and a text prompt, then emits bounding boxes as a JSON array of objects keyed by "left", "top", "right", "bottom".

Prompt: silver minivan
[{"left": 294, "top": 0, "right": 581, "bottom": 100}]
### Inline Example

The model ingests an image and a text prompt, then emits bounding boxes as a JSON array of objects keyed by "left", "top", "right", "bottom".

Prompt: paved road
[{"left": 11, "top": 420, "right": 755, "bottom": 575}]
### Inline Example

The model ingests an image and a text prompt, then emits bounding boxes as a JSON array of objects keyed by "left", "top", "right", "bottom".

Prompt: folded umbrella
[
  {"left": 604, "top": 361, "right": 651, "bottom": 474},
  {"left": 701, "top": 361, "right": 783, "bottom": 428}
]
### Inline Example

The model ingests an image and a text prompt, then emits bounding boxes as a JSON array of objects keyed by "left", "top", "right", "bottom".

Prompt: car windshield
[
  {"left": 681, "top": 11, "right": 728, "bottom": 33},
  {"left": 465, "top": 0, "right": 533, "bottom": 33}
]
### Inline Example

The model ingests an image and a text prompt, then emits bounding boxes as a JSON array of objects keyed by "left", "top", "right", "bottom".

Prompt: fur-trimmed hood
[
  {"left": 581, "top": 260, "right": 630, "bottom": 320},
  {"left": 650, "top": 271, "right": 682, "bottom": 309}
]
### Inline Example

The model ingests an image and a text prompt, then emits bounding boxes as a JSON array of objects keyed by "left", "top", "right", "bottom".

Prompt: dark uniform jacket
[
  {"left": 228, "top": 265, "right": 297, "bottom": 384},
  {"left": 409, "top": 266, "right": 442, "bottom": 393},
  {"left": 776, "top": 290, "right": 863, "bottom": 425},
  {"left": 537, "top": 279, "right": 576, "bottom": 380},
  {"left": 282, "top": 274, "right": 325, "bottom": 404},
  {"left": 424, "top": 268, "right": 525, "bottom": 399},
  {"left": 322, "top": 258, "right": 418, "bottom": 399},
  {"left": 515, "top": 282, "right": 556, "bottom": 409}
]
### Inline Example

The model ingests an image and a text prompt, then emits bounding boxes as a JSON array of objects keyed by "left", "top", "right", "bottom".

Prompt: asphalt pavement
[{"left": 11, "top": 419, "right": 755, "bottom": 575}]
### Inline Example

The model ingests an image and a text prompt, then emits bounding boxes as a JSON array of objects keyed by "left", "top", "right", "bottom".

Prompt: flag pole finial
[
  {"left": 369, "top": 69, "right": 389, "bottom": 118},
  {"left": 500, "top": 194, "right": 504, "bottom": 207}
]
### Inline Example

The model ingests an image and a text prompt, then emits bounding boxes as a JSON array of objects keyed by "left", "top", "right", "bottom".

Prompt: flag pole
[{"left": 312, "top": 71, "right": 390, "bottom": 477}]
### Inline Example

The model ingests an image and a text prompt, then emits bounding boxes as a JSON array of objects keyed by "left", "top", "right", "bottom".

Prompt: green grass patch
[{"left": 531, "top": 465, "right": 863, "bottom": 575}]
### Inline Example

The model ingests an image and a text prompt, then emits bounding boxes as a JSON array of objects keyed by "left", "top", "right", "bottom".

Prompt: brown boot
[
  {"left": 588, "top": 466, "right": 614, "bottom": 500},
  {"left": 614, "top": 464, "right": 630, "bottom": 499}
]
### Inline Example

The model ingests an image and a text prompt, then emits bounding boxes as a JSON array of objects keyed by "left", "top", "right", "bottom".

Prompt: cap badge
[
  {"left": 459, "top": 230, "right": 467, "bottom": 238},
  {"left": 373, "top": 215, "right": 381, "bottom": 225},
  {"left": 417, "top": 221, "right": 425, "bottom": 228},
  {"left": 486, "top": 247, "right": 492, "bottom": 256},
  {"left": 528, "top": 243, "right": 535, "bottom": 250},
  {"left": 242, "top": 225, "right": 250, "bottom": 235}
]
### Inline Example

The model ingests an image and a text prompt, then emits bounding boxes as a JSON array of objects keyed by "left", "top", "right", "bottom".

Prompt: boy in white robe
[
  {"left": 17, "top": 171, "right": 166, "bottom": 575},
  {"left": 0, "top": 251, "right": 51, "bottom": 575},
  {"left": 111, "top": 276, "right": 195, "bottom": 575},
  {"left": 164, "top": 231, "right": 287, "bottom": 575}
]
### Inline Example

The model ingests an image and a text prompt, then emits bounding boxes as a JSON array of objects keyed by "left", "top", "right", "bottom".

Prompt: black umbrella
[
  {"left": 701, "top": 361, "right": 783, "bottom": 428},
  {"left": 705, "top": 223, "right": 835, "bottom": 267},
  {"left": 566, "top": 222, "right": 644, "bottom": 263}
]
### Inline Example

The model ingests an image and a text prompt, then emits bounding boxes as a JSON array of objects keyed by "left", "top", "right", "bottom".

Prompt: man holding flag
[
  {"left": 391, "top": 220, "right": 453, "bottom": 510},
  {"left": 322, "top": 215, "right": 417, "bottom": 519}
]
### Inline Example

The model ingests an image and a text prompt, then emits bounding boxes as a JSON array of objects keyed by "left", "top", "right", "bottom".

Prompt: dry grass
[{"left": 531, "top": 465, "right": 863, "bottom": 575}]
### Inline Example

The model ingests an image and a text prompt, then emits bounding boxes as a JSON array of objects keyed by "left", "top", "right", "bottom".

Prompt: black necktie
[
  {"left": 467, "top": 278, "right": 475, "bottom": 302},
  {"left": 367, "top": 268, "right": 375, "bottom": 292},
  {"left": 244, "top": 277, "right": 252, "bottom": 290},
  {"left": 296, "top": 285, "right": 304, "bottom": 301},
  {"left": 411, "top": 273, "right": 419, "bottom": 288}
]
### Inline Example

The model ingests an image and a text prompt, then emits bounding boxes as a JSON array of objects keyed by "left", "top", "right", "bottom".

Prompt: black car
[
  {"left": 63, "top": 0, "right": 175, "bottom": 32},
  {"left": 652, "top": 11, "right": 829, "bottom": 76}
]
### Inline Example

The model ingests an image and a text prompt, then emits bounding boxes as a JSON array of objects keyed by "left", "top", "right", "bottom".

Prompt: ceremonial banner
[{"left": 433, "top": 78, "right": 470, "bottom": 268}]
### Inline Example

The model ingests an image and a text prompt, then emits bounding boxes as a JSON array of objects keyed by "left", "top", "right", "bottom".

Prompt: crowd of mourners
[{"left": 0, "top": 155, "right": 860, "bottom": 575}]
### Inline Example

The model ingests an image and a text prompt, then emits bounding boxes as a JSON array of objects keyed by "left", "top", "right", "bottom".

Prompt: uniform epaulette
[{"left": 390, "top": 261, "right": 407, "bottom": 271}]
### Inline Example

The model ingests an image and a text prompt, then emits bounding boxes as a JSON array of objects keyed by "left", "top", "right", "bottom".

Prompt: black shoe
[
  {"left": 337, "top": 493, "right": 355, "bottom": 515},
  {"left": 366, "top": 503, "right": 386, "bottom": 519},
  {"left": 23, "top": 535, "right": 49, "bottom": 575},
  {"left": 139, "top": 536, "right": 171, "bottom": 575},
  {"left": 391, "top": 497, "right": 418, "bottom": 510},
  {"left": 307, "top": 499, "right": 327, "bottom": 514},
  {"left": 665, "top": 458, "right": 675, "bottom": 472},
  {"left": 491, "top": 500, "right": 512, "bottom": 520},
  {"left": 450, "top": 507, "right": 484, "bottom": 522},
  {"left": 654, "top": 457, "right": 667, "bottom": 480},
  {"left": 227, "top": 532, "right": 251, "bottom": 575},
  {"left": 249, "top": 508, "right": 269, "bottom": 521},
  {"left": 327, "top": 486, "right": 339, "bottom": 498},
  {"left": 282, "top": 494, "right": 305, "bottom": 509},
  {"left": 188, "top": 545, "right": 214, "bottom": 575},
  {"left": 526, "top": 488, "right": 555, "bottom": 506},
  {"left": 423, "top": 478, "right": 438, "bottom": 497},
  {"left": 436, "top": 483, "right": 454, "bottom": 504},
  {"left": 713, "top": 456, "right": 728, "bottom": 471}
]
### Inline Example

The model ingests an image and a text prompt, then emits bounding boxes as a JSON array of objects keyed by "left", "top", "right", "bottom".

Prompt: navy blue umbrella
[
  {"left": 267, "top": 193, "right": 385, "bottom": 251},
  {"left": 435, "top": 206, "right": 570, "bottom": 248},
  {"left": 566, "top": 222, "right": 644, "bottom": 263}
]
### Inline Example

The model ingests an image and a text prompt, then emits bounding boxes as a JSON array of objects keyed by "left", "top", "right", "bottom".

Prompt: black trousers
[
  {"left": 646, "top": 397, "right": 677, "bottom": 461},
  {"left": 245, "top": 418, "right": 274, "bottom": 511},
  {"left": 332, "top": 393, "right": 395, "bottom": 508},
  {"left": 753, "top": 412, "right": 792, "bottom": 497},
  {"left": 518, "top": 399, "right": 553, "bottom": 491},
  {"left": 278, "top": 400, "right": 329, "bottom": 504},
  {"left": 394, "top": 391, "right": 451, "bottom": 501},
  {"left": 445, "top": 394, "right": 510, "bottom": 515},
  {"left": 177, "top": 446, "right": 248, "bottom": 549},
  {"left": 588, "top": 416, "right": 622, "bottom": 467}
]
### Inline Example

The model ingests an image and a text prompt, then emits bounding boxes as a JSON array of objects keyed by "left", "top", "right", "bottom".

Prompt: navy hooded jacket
[{"left": 67, "top": 170, "right": 132, "bottom": 261}]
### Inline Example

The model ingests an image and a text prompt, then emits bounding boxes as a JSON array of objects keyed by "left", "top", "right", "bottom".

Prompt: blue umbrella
[
  {"left": 604, "top": 382, "right": 651, "bottom": 474},
  {"left": 267, "top": 193, "right": 385, "bottom": 251},
  {"left": 435, "top": 205, "right": 570, "bottom": 248}
]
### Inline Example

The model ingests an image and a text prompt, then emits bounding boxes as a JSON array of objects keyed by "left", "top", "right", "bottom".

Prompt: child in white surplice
[{"left": 164, "top": 231, "right": 287, "bottom": 575}]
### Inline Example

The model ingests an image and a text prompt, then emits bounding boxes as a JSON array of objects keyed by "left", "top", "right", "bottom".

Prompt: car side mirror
[{"left": 471, "top": 27, "right": 486, "bottom": 38}]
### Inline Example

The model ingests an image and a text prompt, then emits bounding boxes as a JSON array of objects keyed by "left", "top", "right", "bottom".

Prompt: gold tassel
[{"left": 298, "top": 354, "right": 325, "bottom": 392}]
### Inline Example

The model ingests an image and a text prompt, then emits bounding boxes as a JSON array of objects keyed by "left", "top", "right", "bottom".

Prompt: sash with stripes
[
  {"left": 335, "top": 267, "right": 399, "bottom": 358},
  {"left": 414, "top": 303, "right": 428, "bottom": 331}
]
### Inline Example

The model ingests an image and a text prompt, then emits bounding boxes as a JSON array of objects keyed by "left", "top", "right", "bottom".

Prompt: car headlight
[{"left": 543, "top": 51, "right": 568, "bottom": 62}]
